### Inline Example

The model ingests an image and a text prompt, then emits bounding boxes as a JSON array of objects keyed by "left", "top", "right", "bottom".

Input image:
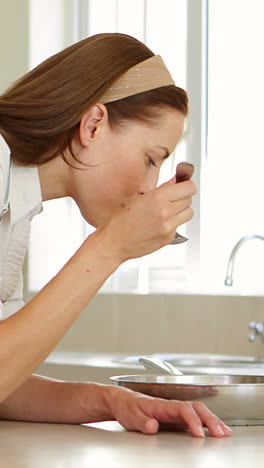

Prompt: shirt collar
[
  {"left": 0, "top": 137, "right": 11, "bottom": 219},
  {"left": 10, "top": 162, "right": 43, "bottom": 225}
]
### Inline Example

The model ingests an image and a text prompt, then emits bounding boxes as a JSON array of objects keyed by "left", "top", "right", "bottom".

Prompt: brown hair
[{"left": 0, "top": 32, "right": 188, "bottom": 166}]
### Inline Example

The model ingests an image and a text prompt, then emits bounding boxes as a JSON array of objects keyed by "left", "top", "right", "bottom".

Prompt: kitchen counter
[{"left": 1, "top": 420, "right": 264, "bottom": 467}]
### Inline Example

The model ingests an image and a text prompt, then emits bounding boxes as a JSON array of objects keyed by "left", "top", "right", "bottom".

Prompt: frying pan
[{"left": 110, "top": 374, "right": 264, "bottom": 425}]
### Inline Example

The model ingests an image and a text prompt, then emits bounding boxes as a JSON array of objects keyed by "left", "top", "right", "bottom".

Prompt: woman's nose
[{"left": 139, "top": 170, "right": 160, "bottom": 194}]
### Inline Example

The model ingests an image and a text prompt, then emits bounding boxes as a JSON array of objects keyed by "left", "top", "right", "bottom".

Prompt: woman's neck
[{"left": 37, "top": 155, "right": 70, "bottom": 202}]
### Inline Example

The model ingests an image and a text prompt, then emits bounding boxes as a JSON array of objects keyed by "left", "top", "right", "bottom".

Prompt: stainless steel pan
[{"left": 110, "top": 374, "right": 264, "bottom": 425}]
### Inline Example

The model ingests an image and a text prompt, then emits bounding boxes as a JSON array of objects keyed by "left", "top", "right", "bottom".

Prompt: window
[
  {"left": 202, "top": 0, "right": 264, "bottom": 295},
  {"left": 28, "top": 0, "right": 196, "bottom": 294},
  {"left": 83, "top": 0, "right": 191, "bottom": 293},
  {"left": 27, "top": 0, "right": 264, "bottom": 296}
]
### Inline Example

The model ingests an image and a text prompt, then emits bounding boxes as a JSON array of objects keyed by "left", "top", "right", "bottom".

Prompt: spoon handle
[
  {"left": 176, "top": 162, "right": 194, "bottom": 183},
  {"left": 171, "top": 162, "right": 195, "bottom": 244},
  {"left": 139, "top": 356, "right": 183, "bottom": 376}
]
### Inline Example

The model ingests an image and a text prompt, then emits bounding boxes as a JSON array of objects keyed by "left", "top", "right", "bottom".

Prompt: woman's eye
[{"left": 146, "top": 156, "right": 157, "bottom": 167}]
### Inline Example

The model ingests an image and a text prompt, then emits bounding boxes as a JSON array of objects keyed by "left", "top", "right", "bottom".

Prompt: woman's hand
[
  {"left": 97, "top": 177, "right": 197, "bottom": 264},
  {"left": 104, "top": 385, "right": 232, "bottom": 438}
]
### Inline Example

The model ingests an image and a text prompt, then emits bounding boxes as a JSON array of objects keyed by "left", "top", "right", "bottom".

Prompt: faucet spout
[{"left": 224, "top": 234, "right": 264, "bottom": 287}]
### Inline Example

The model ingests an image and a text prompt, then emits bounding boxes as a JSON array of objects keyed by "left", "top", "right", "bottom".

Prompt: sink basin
[{"left": 112, "top": 353, "right": 264, "bottom": 370}]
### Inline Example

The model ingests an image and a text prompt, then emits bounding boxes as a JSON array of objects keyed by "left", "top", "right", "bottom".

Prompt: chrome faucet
[
  {"left": 248, "top": 321, "right": 264, "bottom": 344},
  {"left": 224, "top": 234, "right": 264, "bottom": 287},
  {"left": 224, "top": 234, "right": 264, "bottom": 344}
]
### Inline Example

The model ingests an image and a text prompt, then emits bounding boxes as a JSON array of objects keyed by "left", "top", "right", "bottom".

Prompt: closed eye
[{"left": 146, "top": 155, "right": 158, "bottom": 167}]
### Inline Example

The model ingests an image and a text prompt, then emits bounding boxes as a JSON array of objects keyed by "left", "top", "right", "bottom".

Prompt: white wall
[{"left": 0, "top": 0, "right": 30, "bottom": 93}]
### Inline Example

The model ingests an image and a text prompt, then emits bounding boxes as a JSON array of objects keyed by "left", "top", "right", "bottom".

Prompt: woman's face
[{"left": 69, "top": 107, "right": 185, "bottom": 227}]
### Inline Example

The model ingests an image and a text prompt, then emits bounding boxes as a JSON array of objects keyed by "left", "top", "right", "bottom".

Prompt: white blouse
[{"left": 0, "top": 135, "right": 43, "bottom": 320}]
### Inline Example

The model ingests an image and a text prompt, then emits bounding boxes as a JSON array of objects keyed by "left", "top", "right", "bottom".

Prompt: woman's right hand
[{"left": 97, "top": 177, "right": 197, "bottom": 264}]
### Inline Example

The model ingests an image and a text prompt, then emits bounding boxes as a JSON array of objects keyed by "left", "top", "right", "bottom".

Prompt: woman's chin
[
  {"left": 80, "top": 212, "right": 102, "bottom": 229},
  {"left": 80, "top": 206, "right": 115, "bottom": 228}
]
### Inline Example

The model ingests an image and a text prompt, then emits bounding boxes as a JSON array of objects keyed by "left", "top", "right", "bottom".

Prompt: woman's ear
[{"left": 79, "top": 103, "right": 108, "bottom": 146}]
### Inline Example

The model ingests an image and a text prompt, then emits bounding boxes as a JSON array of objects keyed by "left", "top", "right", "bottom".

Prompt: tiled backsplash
[{"left": 54, "top": 294, "right": 264, "bottom": 357}]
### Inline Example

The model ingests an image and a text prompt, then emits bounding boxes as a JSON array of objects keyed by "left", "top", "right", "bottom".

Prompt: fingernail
[
  {"left": 145, "top": 419, "right": 159, "bottom": 434},
  {"left": 216, "top": 425, "right": 225, "bottom": 436},
  {"left": 198, "top": 426, "right": 205, "bottom": 437},
  {"left": 224, "top": 424, "right": 233, "bottom": 433}
]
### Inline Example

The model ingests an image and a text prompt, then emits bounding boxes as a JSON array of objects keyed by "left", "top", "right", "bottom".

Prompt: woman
[{"left": 0, "top": 33, "right": 231, "bottom": 438}]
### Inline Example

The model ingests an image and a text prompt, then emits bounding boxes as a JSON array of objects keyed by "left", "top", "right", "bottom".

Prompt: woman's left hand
[{"left": 104, "top": 385, "right": 232, "bottom": 438}]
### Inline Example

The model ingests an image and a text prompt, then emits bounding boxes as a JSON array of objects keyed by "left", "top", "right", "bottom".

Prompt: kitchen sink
[
  {"left": 40, "top": 351, "right": 264, "bottom": 383},
  {"left": 112, "top": 353, "right": 264, "bottom": 374}
]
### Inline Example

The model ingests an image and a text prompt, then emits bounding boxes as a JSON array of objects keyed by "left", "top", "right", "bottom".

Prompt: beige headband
[{"left": 99, "top": 55, "right": 175, "bottom": 103}]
